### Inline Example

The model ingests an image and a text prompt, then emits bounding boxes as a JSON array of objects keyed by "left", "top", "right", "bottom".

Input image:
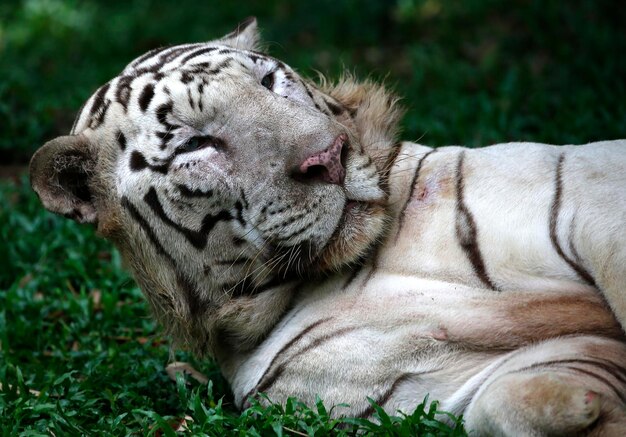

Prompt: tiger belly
[{"left": 226, "top": 271, "right": 622, "bottom": 416}]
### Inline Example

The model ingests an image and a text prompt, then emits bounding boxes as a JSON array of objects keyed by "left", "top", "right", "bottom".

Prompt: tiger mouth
[{"left": 332, "top": 198, "right": 364, "bottom": 238}]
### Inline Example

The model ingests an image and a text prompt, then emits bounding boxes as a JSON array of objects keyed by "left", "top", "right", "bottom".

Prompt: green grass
[{"left": 0, "top": 177, "right": 467, "bottom": 435}]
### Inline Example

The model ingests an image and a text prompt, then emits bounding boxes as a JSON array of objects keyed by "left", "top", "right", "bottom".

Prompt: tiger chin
[{"left": 30, "top": 18, "right": 626, "bottom": 435}]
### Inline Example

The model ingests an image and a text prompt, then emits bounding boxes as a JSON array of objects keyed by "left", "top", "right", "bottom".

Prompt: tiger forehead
[
  {"left": 126, "top": 48, "right": 285, "bottom": 91},
  {"left": 76, "top": 44, "right": 288, "bottom": 135}
]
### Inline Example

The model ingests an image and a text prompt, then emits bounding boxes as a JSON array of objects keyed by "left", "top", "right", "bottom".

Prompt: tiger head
[{"left": 30, "top": 18, "right": 403, "bottom": 356}]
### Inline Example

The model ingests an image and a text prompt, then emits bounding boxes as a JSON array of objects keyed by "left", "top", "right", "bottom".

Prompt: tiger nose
[{"left": 295, "top": 134, "right": 347, "bottom": 186}]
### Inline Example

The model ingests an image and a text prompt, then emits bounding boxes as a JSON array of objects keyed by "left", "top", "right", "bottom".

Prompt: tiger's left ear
[
  {"left": 30, "top": 135, "right": 98, "bottom": 224},
  {"left": 216, "top": 17, "right": 261, "bottom": 51}
]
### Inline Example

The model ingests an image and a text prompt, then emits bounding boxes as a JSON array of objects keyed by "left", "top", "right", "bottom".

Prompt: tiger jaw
[
  {"left": 244, "top": 196, "right": 387, "bottom": 279},
  {"left": 257, "top": 198, "right": 387, "bottom": 276},
  {"left": 317, "top": 199, "right": 387, "bottom": 271}
]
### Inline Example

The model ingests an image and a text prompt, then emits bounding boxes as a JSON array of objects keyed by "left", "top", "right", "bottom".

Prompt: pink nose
[{"left": 296, "top": 134, "right": 347, "bottom": 185}]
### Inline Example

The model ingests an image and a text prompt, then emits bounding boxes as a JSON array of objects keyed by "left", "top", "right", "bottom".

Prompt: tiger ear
[
  {"left": 216, "top": 17, "right": 261, "bottom": 51},
  {"left": 30, "top": 134, "right": 98, "bottom": 224}
]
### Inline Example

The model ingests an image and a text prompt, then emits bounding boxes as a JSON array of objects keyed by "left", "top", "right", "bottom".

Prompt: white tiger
[{"left": 30, "top": 18, "right": 626, "bottom": 435}]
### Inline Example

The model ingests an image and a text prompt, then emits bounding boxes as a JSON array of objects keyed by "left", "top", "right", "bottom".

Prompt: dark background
[{"left": 2, "top": 0, "right": 626, "bottom": 166}]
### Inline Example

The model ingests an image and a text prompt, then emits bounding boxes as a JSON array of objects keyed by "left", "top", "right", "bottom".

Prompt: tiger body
[
  {"left": 30, "top": 19, "right": 626, "bottom": 435},
  {"left": 226, "top": 140, "right": 626, "bottom": 428}
]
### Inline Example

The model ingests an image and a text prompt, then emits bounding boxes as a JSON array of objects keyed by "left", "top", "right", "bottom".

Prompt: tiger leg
[
  {"left": 465, "top": 372, "right": 602, "bottom": 436},
  {"left": 463, "top": 336, "right": 626, "bottom": 436}
]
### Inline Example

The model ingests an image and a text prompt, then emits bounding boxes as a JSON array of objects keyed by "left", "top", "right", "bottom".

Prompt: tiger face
[{"left": 30, "top": 18, "right": 402, "bottom": 354}]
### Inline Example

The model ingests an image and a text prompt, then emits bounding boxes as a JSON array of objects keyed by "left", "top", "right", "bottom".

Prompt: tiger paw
[
  {"left": 467, "top": 372, "right": 603, "bottom": 436},
  {"left": 518, "top": 375, "right": 601, "bottom": 434}
]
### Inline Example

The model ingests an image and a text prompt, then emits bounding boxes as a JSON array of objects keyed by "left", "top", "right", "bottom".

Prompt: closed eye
[{"left": 178, "top": 135, "right": 226, "bottom": 154}]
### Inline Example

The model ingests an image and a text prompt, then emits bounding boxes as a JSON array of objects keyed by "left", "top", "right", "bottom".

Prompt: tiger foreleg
[
  {"left": 464, "top": 372, "right": 601, "bottom": 436},
  {"left": 463, "top": 336, "right": 626, "bottom": 436}
]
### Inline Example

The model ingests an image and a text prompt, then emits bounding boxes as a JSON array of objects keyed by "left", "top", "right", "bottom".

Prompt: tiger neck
[{"left": 213, "top": 142, "right": 435, "bottom": 369}]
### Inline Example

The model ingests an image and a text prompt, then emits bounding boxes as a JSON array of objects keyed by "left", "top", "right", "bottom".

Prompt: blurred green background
[{"left": 2, "top": 0, "right": 625, "bottom": 166}]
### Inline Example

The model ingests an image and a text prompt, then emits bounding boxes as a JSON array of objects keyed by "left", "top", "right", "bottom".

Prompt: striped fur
[{"left": 30, "top": 19, "right": 626, "bottom": 435}]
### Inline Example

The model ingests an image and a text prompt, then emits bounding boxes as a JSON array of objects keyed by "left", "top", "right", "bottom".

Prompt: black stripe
[
  {"left": 232, "top": 201, "right": 245, "bottom": 226},
  {"left": 133, "top": 45, "right": 202, "bottom": 76},
  {"left": 324, "top": 98, "right": 344, "bottom": 116},
  {"left": 89, "top": 82, "right": 111, "bottom": 129},
  {"left": 251, "top": 326, "right": 358, "bottom": 401},
  {"left": 243, "top": 318, "right": 332, "bottom": 404},
  {"left": 379, "top": 142, "right": 403, "bottom": 194},
  {"left": 89, "top": 82, "right": 110, "bottom": 117},
  {"left": 180, "top": 47, "right": 219, "bottom": 65},
  {"left": 562, "top": 366, "right": 626, "bottom": 403},
  {"left": 356, "top": 371, "right": 440, "bottom": 418},
  {"left": 211, "top": 258, "right": 249, "bottom": 268},
  {"left": 395, "top": 149, "right": 435, "bottom": 242},
  {"left": 181, "top": 58, "right": 234, "bottom": 84},
  {"left": 155, "top": 102, "right": 174, "bottom": 129},
  {"left": 371, "top": 374, "right": 412, "bottom": 412},
  {"left": 205, "top": 58, "right": 233, "bottom": 75},
  {"left": 114, "top": 75, "right": 134, "bottom": 111},
  {"left": 455, "top": 152, "right": 498, "bottom": 290},
  {"left": 177, "top": 274, "right": 208, "bottom": 317},
  {"left": 514, "top": 358, "right": 626, "bottom": 403},
  {"left": 117, "top": 131, "right": 127, "bottom": 150},
  {"left": 138, "top": 83, "right": 155, "bottom": 112},
  {"left": 122, "top": 179, "right": 210, "bottom": 321},
  {"left": 526, "top": 358, "right": 626, "bottom": 385},
  {"left": 129, "top": 46, "right": 172, "bottom": 69},
  {"left": 342, "top": 266, "right": 363, "bottom": 290},
  {"left": 159, "top": 45, "right": 200, "bottom": 65},
  {"left": 271, "top": 222, "right": 314, "bottom": 244},
  {"left": 248, "top": 53, "right": 263, "bottom": 64},
  {"left": 177, "top": 184, "right": 213, "bottom": 198},
  {"left": 581, "top": 359, "right": 626, "bottom": 385},
  {"left": 549, "top": 154, "right": 597, "bottom": 287},
  {"left": 129, "top": 150, "right": 169, "bottom": 174},
  {"left": 180, "top": 72, "right": 194, "bottom": 84},
  {"left": 187, "top": 88, "right": 195, "bottom": 110},
  {"left": 144, "top": 187, "right": 231, "bottom": 249},
  {"left": 121, "top": 196, "right": 174, "bottom": 264},
  {"left": 362, "top": 251, "right": 381, "bottom": 285},
  {"left": 229, "top": 276, "right": 292, "bottom": 299},
  {"left": 302, "top": 82, "right": 323, "bottom": 111},
  {"left": 156, "top": 130, "right": 175, "bottom": 149}
]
